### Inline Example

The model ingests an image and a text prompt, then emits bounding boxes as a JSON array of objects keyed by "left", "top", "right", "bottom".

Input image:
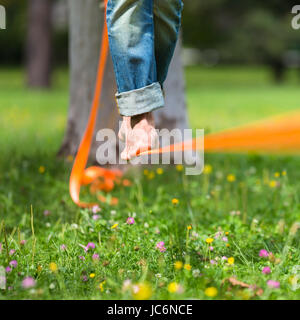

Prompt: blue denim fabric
[{"left": 106, "top": 0, "right": 184, "bottom": 116}]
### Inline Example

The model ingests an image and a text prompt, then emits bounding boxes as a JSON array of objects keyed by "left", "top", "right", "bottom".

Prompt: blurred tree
[
  {"left": 26, "top": 0, "right": 52, "bottom": 88},
  {"left": 222, "top": 10, "right": 297, "bottom": 82},
  {"left": 59, "top": 0, "right": 191, "bottom": 166},
  {"left": 182, "top": 0, "right": 300, "bottom": 82},
  {"left": 0, "top": 0, "right": 26, "bottom": 64}
]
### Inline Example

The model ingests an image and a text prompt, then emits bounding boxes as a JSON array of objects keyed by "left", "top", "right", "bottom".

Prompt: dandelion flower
[
  {"left": 111, "top": 223, "right": 118, "bottom": 229},
  {"left": 206, "top": 238, "right": 214, "bottom": 244},
  {"left": 204, "top": 287, "right": 218, "bottom": 298},
  {"left": 172, "top": 198, "right": 179, "bottom": 205},
  {"left": 132, "top": 283, "right": 152, "bottom": 300},
  {"left": 66, "top": 155, "right": 74, "bottom": 163},
  {"left": 89, "top": 273, "right": 96, "bottom": 279},
  {"left": 228, "top": 257, "right": 234, "bottom": 265},
  {"left": 99, "top": 281, "right": 106, "bottom": 292},
  {"left": 147, "top": 172, "right": 155, "bottom": 180},
  {"left": 203, "top": 164, "right": 212, "bottom": 174},
  {"left": 168, "top": 282, "right": 180, "bottom": 293},
  {"left": 176, "top": 164, "right": 184, "bottom": 172},
  {"left": 156, "top": 168, "right": 163, "bottom": 175},
  {"left": 174, "top": 261, "right": 183, "bottom": 270},
  {"left": 49, "top": 262, "right": 58, "bottom": 272},
  {"left": 269, "top": 180, "right": 277, "bottom": 188},
  {"left": 274, "top": 172, "right": 280, "bottom": 178},
  {"left": 227, "top": 174, "right": 236, "bottom": 182},
  {"left": 38, "top": 166, "right": 45, "bottom": 174},
  {"left": 184, "top": 264, "right": 192, "bottom": 271},
  {"left": 187, "top": 225, "right": 192, "bottom": 230}
]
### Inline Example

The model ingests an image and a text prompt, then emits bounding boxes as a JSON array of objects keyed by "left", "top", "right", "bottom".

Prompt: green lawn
[{"left": 0, "top": 66, "right": 300, "bottom": 300}]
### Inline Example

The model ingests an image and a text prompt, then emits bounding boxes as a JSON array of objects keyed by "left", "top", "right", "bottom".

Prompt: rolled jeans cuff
[{"left": 115, "top": 82, "right": 165, "bottom": 117}]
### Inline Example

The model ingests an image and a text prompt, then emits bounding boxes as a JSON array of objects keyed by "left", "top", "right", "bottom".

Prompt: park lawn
[{"left": 0, "top": 66, "right": 300, "bottom": 300}]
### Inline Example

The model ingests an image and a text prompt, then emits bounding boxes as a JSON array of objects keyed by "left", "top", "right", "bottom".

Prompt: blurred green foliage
[
  {"left": 182, "top": 0, "right": 300, "bottom": 80},
  {"left": 0, "top": 0, "right": 68, "bottom": 65},
  {"left": 0, "top": 0, "right": 300, "bottom": 80}
]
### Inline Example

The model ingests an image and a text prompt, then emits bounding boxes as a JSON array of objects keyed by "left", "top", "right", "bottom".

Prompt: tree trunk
[
  {"left": 26, "top": 0, "right": 52, "bottom": 88},
  {"left": 59, "top": 0, "right": 191, "bottom": 165}
]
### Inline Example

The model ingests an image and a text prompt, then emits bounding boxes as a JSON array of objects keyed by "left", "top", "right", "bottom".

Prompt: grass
[{"left": 0, "top": 66, "right": 300, "bottom": 300}]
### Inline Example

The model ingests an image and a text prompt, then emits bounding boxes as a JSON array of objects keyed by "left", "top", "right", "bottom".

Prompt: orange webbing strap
[
  {"left": 69, "top": 0, "right": 115, "bottom": 208},
  {"left": 139, "top": 111, "right": 300, "bottom": 156},
  {"left": 69, "top": 1, "right": 300, "bottom": 208}
]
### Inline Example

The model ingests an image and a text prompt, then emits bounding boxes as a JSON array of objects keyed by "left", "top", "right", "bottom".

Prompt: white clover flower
[{"left": 192, "top": 269, "right": 201, "bottom": 278}]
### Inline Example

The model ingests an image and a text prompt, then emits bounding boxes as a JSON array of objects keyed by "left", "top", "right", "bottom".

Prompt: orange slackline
[{"left": 69, "top": 2, "right": 300, "bottom": 208}]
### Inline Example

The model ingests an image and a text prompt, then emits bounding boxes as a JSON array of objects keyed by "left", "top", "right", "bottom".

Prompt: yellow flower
[
  {"left": 90, "top": 273, "right": 96, "bottom": 279},
  {"left": 132, "top": 283, "right": 152, "bottom": 300},
  {"left": 168, "top": 282, "right": 179, "bottom": 293},
  {"left": 39, "top": 166, "right": 45, "bottom": 174},
  {"left": 187, "top": 225, "right": 192, "bottom": 230},
  {"left": 206, "top": 237, "right": 214, "bottom": 244},
  {"left": 111, "top": 223, "right": 118, "bottom": 229},
  {"left": 184, "top": 264, "right": 192, "bottom": 271},
  {"left": 49, "top": 262, "right": 58, "bottom": 272},
  {"left": 156, "top": 168, "right": 163, "bottom": 175},
  {"left": 204, "top": 287, "right": 218, "bottom": 298},
  {"left": 269, "top": 180, "right": 277, "bottom": 188},
  {"left": 226, "top": 243, "right": 230, "bottom": 247},
  {"left": 227, "top": 174, "right": 236, "bottom": 182},
  {"left": 228, "top": 257, "right": 234, "bottom": 265},
  {"left": 147, "top": 171, "right": 155, "bottom": 180},
  {"left": 274, "top": 172, "right": 280, "bottom": 178},
  {"left": 174, "top": 261, "right": 183, "bottom": 270},
  {"left": 282, "top": 170, "right": 287, "bottom": 176},
  {"left": 99, "top": 281, "right": 106, "bottom": 292},
  {"left": 225, "top": 231, "right": 229, "bottom": 235},
  {"left": 67, "top": 155, "right": 74, "bottom": 163},
  {"left": 143, "top": 169, "right": 149, "bottom": 176},
  {"left": 203, "top": 164, "right": 212, "bottom": 175},
  {"left": 172, "top": 198, "right": 179, "bottom": 205},
  {"left": 176, "top": 164, "right": 184, "bottom": 172}
]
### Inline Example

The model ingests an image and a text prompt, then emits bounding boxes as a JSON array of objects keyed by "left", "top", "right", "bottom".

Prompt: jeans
[{"left": 106, "top": 0, "right": 184, "bottom": 117}]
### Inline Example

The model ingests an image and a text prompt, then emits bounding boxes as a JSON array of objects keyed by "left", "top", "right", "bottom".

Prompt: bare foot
[{"left": 119, "top": 113, "right": 159, "bottom": 160}]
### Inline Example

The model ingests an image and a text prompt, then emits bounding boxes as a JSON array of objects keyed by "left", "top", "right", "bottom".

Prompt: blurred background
[{"left": 0, "top": 0, "right": 300, "bottom": 155}]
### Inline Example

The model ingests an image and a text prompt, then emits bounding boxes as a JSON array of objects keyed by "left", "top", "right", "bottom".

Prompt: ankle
[{"left": 131, "top": 112, "right": 154, "bottom": 127}]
